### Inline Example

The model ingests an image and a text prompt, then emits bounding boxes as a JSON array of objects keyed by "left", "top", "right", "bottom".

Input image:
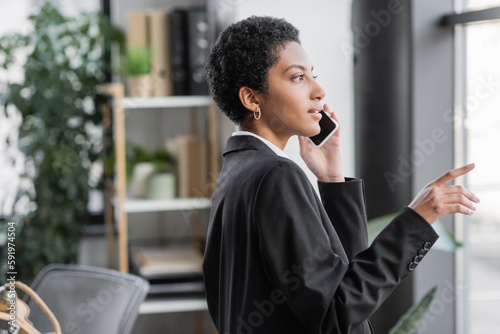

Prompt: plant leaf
[
  {"left": 367, "top": 213, "right": 397, "bottom": 245},
  {"left": 367, "top": 213, "right": 462, "bottom": 252},
  {"left": 431, "top": 220, "right": 463, "bottom": 252},
  {"left": 389, "top": 286, "right": 437, "bottom": 334}
]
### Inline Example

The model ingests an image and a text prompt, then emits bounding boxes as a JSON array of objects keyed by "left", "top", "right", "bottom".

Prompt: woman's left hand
[{"left": 298, "top": 104, "right": 345, "bottom": 183}]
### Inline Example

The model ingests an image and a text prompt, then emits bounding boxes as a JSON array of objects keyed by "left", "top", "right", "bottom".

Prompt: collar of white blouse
[{"left": 232, "top": 130, "right": 290, "bottom": 160}]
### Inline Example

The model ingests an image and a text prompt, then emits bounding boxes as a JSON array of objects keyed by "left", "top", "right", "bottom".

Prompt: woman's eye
[
  {"left": 292, "top": 74, "right": 305, "bottom": 82},
  {"left": 313, "top": 75, "right": 318, "bottom": 80}
]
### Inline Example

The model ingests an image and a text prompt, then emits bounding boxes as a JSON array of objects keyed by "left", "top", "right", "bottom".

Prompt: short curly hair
[{"left": 206, "top": 16, "right": 300, "bottom": 124}]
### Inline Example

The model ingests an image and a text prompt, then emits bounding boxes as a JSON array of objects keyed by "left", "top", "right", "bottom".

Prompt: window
[
  {"left": 467, "top": 0, "right": 500, "bottom": 10},
  {"left": 0, "top": 1, "right": 101, "bottom": 217},
  {"left": 0, "top": 1, "right": 32, "bottom": 217},
  {"left": 462, "top": 20, "right": 500, "bottom": 333}
]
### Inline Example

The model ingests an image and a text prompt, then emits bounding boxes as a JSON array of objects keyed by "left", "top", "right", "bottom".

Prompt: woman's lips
[{"left": 308, "top": 110, "right": 322, "bottom": 120}]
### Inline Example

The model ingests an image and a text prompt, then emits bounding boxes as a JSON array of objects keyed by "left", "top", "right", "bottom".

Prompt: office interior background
[{"left": 0, "top": 0, "right": 499, "bottom": 333}]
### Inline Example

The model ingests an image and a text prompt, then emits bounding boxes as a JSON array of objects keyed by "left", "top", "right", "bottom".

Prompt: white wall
[{"left": 235, "top": 0, "right": 355, "bottom": 186}]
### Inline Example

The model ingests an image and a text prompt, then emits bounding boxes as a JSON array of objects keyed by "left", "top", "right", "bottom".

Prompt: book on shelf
[
  {"left": 127, "top": 11, "right": 149, "bottom": 48},
  {"left": 185, "top": 7, "right": 209, "bottom": 95},
  {"left": 149, "top": 10, "right": 173, "bottom": 97},
  {"left": 126, "top": 7, "right": 209, "bottom": 97},
  {"left": 146, "top": 279, "right": 204, "bottom": 296},
  {"left": 130, "top": 245, "right": 203, "bottom": 280},
  {"left": 170, "top": 8, "right": 189, "bottom": 96},
  {"left": 197, "top": 141, "right": 208, "bottom": 196},
  {"left": 166, "top": 135, "right": 209, "bottom": 198}
]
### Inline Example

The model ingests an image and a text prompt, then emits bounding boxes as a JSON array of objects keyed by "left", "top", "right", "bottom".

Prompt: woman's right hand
[
  {"left": 409, "top": 163, "right": 480, "bottom": 224},
  {"left": 298, "top": 104, "right": 344, "bottom": 183}
]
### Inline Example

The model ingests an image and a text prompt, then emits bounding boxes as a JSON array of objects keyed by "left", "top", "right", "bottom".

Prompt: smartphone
[{"left": 308, "top": 110, "right": 339, "bottom": 147}]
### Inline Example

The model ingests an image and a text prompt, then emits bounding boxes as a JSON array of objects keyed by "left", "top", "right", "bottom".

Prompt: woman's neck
[{"left": 237, "top": 123, "right": 291, "bottom": 150}]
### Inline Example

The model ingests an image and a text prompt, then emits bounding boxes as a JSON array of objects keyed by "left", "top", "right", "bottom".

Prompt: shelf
[
  {"left": 118, "top": 197, "right": 211, "bottom": 213},
  {"left": 106, "top": 82, "right": 219, "bottom": 275},
  {"left": 139, "top": 297, "right": 208, "bottom": 314},
  {"left": 121, "top": 95, "right": 212, "bottom": 109}
]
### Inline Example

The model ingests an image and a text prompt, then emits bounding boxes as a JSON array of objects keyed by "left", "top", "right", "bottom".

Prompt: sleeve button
[
  {"left": 408, "top": 262, "right": 417, "bottom": 271},
  {"left": 423, "top": 242, "right": 432, "bottom": 250},
  {"left": 413, "top": 255, "right": 421, "bottom": 264}
]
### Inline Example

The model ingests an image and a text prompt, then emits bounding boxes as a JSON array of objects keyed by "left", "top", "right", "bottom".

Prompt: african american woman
[{"left": 202, "top": 16, "right": 479, "bottom": 334}]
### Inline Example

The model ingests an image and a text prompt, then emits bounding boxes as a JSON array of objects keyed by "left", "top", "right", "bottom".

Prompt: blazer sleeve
[
  {"left": 253, "top": 161, "right": 439, "bottom": 333},
  {"left": 318, "top": 178, "right": 368, "bottom": 260}
]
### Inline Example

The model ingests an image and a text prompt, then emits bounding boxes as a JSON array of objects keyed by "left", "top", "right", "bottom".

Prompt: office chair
[{"left": 24, "top": 264, "right": 149, "bottom": 334}]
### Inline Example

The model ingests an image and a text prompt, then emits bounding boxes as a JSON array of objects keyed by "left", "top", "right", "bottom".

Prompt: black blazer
[{"left": 203, "top": 135, "right": 439, "bottom": 334}]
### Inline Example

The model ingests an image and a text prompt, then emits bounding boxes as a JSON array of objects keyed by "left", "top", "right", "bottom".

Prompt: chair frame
[{"left": 24, "top": 264, "right": 149, "bottom": 334}]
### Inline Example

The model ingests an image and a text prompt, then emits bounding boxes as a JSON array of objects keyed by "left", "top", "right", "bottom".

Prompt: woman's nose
[{"left": 311, "top": 79, "right": 326, "bottom": 101}]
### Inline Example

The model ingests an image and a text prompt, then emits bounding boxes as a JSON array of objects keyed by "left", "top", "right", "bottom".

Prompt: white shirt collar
[{"left": 232, "top": 130, "right": 290, "bottom": 159}]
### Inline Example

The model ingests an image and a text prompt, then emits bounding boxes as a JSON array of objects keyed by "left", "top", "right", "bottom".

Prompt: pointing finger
[{"left": 431, "top": 163, "right": 475, "bottom": 187}]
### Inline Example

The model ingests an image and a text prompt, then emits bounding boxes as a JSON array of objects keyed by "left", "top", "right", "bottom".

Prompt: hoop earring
[{"left": 254, "top": 107, "right": 261, "bottom": 120}]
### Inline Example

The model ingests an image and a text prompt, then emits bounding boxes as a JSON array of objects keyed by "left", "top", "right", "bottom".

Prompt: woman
[{"left": 202, "top": 16, "right": 479, "bottom": 334}]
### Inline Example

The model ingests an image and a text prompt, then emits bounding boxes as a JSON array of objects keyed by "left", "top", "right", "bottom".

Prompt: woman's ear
[{"left": 238, "top": 86, "right": 260, "bottom": 113}]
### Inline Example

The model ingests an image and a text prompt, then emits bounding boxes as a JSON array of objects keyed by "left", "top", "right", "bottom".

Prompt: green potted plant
[
  {"left": 147, "top": 149, "right": 177, "bottom": 199},
  {"left": 389, "top": 286, "right": 437, "bottom": 334},
  {"left": 126, "top": 144, "right": 176, "bottom": 199},
  {"left": 367, "top": 214, "right": 462, "bottom": 332},
  {"left": 0, "top": 2, "right": 124, "bottom": 283},
  {"left": 122, "top": 46, "right": 153, "bottom": 97}
]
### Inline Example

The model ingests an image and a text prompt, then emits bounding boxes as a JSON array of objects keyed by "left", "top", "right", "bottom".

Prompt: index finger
[{"left": 431, "top": 163, "right": 475, "bottom": 186}]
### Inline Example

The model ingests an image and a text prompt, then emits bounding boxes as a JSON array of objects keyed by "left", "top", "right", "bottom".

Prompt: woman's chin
[
  {"left": 291, "top": 123, "right": 320, "bottom": 137},
  {"left": 306, "top": 124, "right": 321, "bottom": 137}
]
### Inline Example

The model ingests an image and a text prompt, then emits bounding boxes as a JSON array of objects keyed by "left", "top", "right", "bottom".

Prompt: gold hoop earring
[{"left": 254, "top": 107, "right": 261, "bottom": 120}]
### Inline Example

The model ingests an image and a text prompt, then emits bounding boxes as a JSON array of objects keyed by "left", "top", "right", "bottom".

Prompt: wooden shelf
[
  {"left": 106, "top": 83, "right": 219, "bottom": 275},
  {"left": 139, "top": 297, "right": 208, "bottom": 314},
  {"left": 119, "top": 197, "right": 211, "bottom": 213},
  {"left": 121, "top": 95, "right": 212, "bottom": 109}
]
